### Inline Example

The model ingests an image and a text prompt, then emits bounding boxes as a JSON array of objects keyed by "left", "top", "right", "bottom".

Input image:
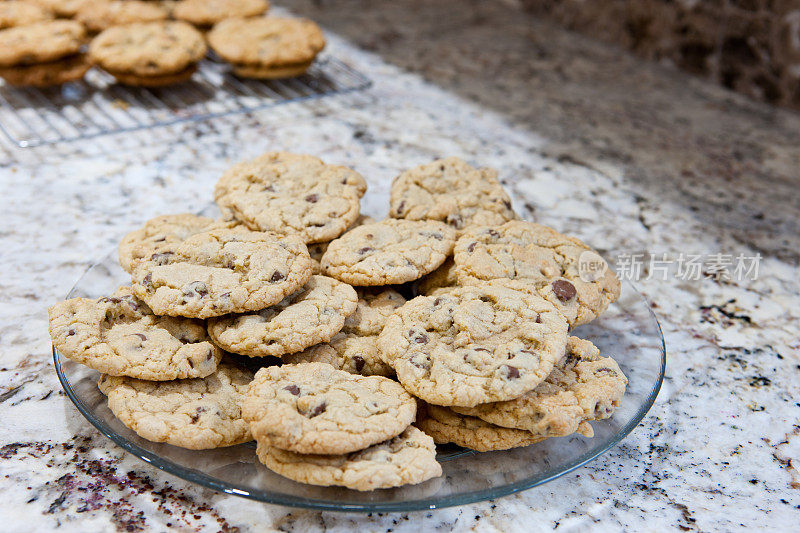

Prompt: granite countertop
[{"left": 1, "top": 1, "right": 798, "bottom": 531}]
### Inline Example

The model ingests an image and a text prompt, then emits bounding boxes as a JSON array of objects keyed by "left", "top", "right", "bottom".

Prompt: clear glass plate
[{"left": 54, "top": 251, "right": 665, "bottom": 512}]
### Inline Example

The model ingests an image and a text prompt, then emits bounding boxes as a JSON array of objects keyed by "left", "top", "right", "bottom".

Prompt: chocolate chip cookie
[
  {"left": 0, "top": 53, "right": 89, "bottom": 87},
  {"left": 214, "top": 152, "right": 367, "bottom": 244},
  {"left": 89, "top": 21, "right": 206, "bottom": 86},
  {"left": 453, "top": 221, "right": 621, "bottom": 326},
  {"left": 49, "top": 286, "right": 223, "bottom": 381},
  {"left": 207, "top": 17, "right": 325, "bottom": 79},
  {"left": 417, "top": 404, "right": 545, "bottom": 452},
  {"left": 173, "top": 0, "right": 269, "bottom": 27},
  {"left": 256, "top": 426, "right": 441, "bottom": 490},
  {"left": 452, "top": 336, "right": 627, "bottom": 437},
  {"left": 0, "top": 1, "right": 53, "bottom": 30},
  {"left": 98, "top": 362, "right": 253, "bottom": 449},
  {"left": 0, "top": 20, "right": 85, "bottom": 67},
  {"left": 130, "top": 225, "right": 312, "bottom": 319},
  {"left": 76, "top": 0, "right": 167, "bottom": 33},
  {"left": 378, "top": 280, "right": 569, "bottom": 407},
  {"left": 241, "top": 362, "right": 416, "bottom": 455},
  {"left": 31, "top": 0, "right": 88, "bottom": 17},
  {"left": 118, "top": 214, "right": 219, "bottom": 274},
  {"left": 389, "top": 157, "right": 516, "bottom": 232},
  {"left": 321, "top": 219, "right": 456, "bottom": 286},
  {"left": 208, "top": 275, "right": 358, "bottom": 357}
]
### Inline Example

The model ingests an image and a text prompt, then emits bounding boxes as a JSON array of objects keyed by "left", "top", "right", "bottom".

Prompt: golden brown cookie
[
  {"left": 207, "top": 17, "right": 324, "bottom": 78},
  {"left": 241, "top": 363, "right": 416, "bottom": 455},
  {"left": 0, "top": 53, "right": 88, "bottom": 87},
  {"left": 257, "top": 426, "right": 441, "bottom": 491},
  {"left": 214, "top": 152, "right": 367, "bottom": 244},
  {"left": 452, "top": 336, "right": 628, "bottom": 438},
  {"left": 0, "top": 20, "right": 85, "bottom": 67},
  {"left": 0, "top": 1, "right": 53, "bottom": 30},
  {"left": 89, "top": 21, "right": 206, "bottom": 79},
  {"left": 173, "top": 0, "right": 269, "bottom": 27},
  {"left": 30, "top": 0, "right": 89, "bottom": 17},
  {"left": 417, "top": 404, "right": 545, "bottom": 452},
  {"left": 76, "top": 0, "right": 167, "bottom": 33}
]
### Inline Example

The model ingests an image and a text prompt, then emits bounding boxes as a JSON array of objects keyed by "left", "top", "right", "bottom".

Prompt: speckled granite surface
[{"left": 1, "top": 1, "right": 799, "bottom": 531}]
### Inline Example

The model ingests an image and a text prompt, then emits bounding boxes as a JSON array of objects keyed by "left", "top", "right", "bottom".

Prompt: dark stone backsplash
[{"left": 520, "top": 0, "right": 800, "bottom": 109}]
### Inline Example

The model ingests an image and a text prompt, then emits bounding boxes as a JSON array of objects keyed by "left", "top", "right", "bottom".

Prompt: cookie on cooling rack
[
  {"left": 89, "top": 21, "right": 207, "bottom": 87},
  {"left": 0, "top": 19, "right": 88, "bottom": 86},
  {"left": 207, "top": 17, "right": 325, "bottom": 79},
  {"left": 173, "top": 0, "right": 270, "bottom": 28},
  {"left": 0, "top": 20, "right": 85, "bottom": 68},
  {"left": 0, "top": 54, "right": 90, "bottom": 87},
  {"left": 0, "top": 1, "right": 53, "bottom": 30},
  {"left": 76, "top": 0, "right": 168, "bottom": 34}
]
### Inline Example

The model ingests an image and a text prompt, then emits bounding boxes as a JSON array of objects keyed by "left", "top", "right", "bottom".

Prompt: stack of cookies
[
  {"left": 0, "top": 19, "right": 90, "bottom": 87},
  {"left": 0, "top": 0, "right": 324, "bottom": 87},
  {"left": 49, "top": 152, "right": 628, "bottom": 491}
]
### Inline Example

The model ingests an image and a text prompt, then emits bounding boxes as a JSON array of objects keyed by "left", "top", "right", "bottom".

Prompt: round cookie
[
  {"left": 130, "top": 225, "right": 312, "bottom": 319},
  {"left": 256, "top": 426, "right": 441, "bottom": 491},
  {"left": 241, "top": 363, "right": 416, "bottom": 455},
  {"left": 214, "top": 152, "right": 366, "bottom": 244},
  {"left": 283, "top": 334, "right": 394, "bottom": 377},
  {"left": 207, "top": 17, "right": 325, "bottom": 78},
  {"left": 75, "top": 1, "right": 167, "bottom": 33},
  {"left": 320, "top": 219, "right": 456, "bottom": 286},
  {"left": 118, "top": 214, "right": 218, "bottom": 274},
  {"left": 378, "top": 280, "right": 569, "bottom": 407},
  {"left": 89, "top": 21, "right": 206, "bottom": 79},
  {"left": 453, "top": 221, "right": 621, "bottom": 326},
  {"left": 0, "top": 1, "right": 53, "bottom": 30},
  {"left": 30, "top": 0, "right": 89, "bottom": 17},
  {"left": 417, "top": 404, "right": 545, "bottom": 452},
  {"left": 49, "top": 286, "right": 223, "bottom": 381},
  {"left": 389, "top": 157, "right": 516, "bottom": 232},
  {"left": 452, "top": 336, "right": 627, "bottom": 437},
  {"left": 207, "top": 275, "right": 358, "bottom": 357},
  {"left": 0, "top": 54, "right": 89, "bottom": 87},
  {"left": 98, "top": 362, "right": 254, "bottom": 450},
  {"left": 415, "top": 257, "right": 458, "bottom": 296},
  {"left": 173, "top": 0, "right": 269, "bottom": 27},
  {"left": 0, "top": 20, "right": 85, "bottom": 67}
]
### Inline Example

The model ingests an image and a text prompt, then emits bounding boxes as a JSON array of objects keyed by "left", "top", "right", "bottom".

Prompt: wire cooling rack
[{"left": 0, "top": 56, "right": 371, "bottom": 148}]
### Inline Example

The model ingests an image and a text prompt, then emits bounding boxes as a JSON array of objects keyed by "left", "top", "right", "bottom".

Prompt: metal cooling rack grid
[{"left": 0, "top": 56, "right": 371, "bottom": 148}]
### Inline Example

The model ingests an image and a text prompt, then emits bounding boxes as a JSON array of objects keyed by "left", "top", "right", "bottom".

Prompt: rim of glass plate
[{"left": 53, "top": 278, "right": 666, "bottom": 513}]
